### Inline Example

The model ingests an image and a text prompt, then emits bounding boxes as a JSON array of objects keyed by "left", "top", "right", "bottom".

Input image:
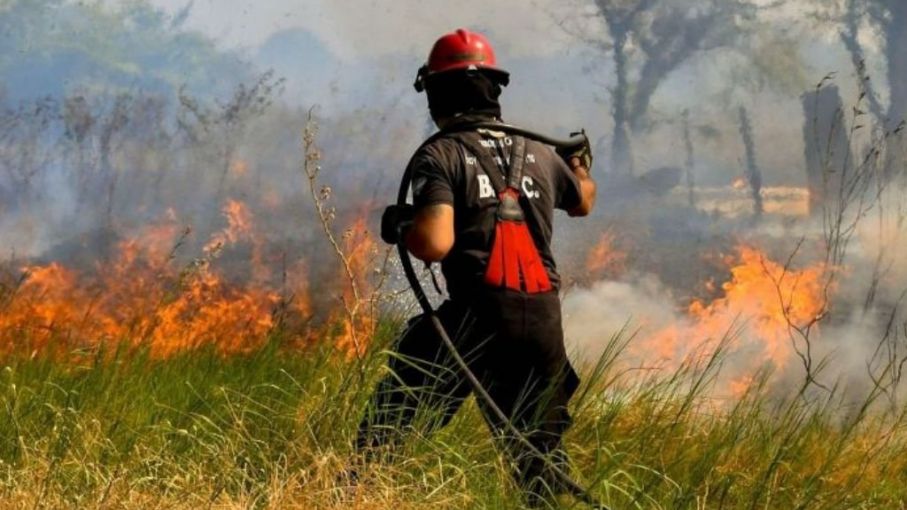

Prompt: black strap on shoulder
[
  {"left": 506, "top": 136, "right": 526, "bottom": 190},
  {"left": 484, "top": 130, "right": 527, "bottom": 192}
]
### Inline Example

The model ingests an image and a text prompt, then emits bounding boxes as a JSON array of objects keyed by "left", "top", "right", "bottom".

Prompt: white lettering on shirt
[
  {"left": 478, "top": 174, "right": 495, "bottom": 199},
  {"left": 478, "top": 138, "right": 513, "bottom": 149},
  {"left": 522, "top": 176, "right": 541, "bottom": 199}
]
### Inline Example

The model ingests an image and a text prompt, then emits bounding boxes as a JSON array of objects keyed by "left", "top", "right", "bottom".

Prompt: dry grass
[{"left": 1, "top": 326, "right": 907, "bottom": 509}]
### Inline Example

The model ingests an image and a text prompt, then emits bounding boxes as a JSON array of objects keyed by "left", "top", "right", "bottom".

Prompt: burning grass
[
  {"left": 637, "top": 244, "right": 830, "bottom": 395},
  {"left": 0, "top": 198, "right": 385, "bottom": 361}
]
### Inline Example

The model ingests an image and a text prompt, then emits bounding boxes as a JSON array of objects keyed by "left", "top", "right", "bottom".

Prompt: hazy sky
[
  {"left": 146, "top": 0, "right": 592, "bottom": 59},
  {"left": 137, "top": 0, "right": 878, "bottom": 186}
]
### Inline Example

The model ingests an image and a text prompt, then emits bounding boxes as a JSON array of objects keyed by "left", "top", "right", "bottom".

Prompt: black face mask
[{"left": 424, "top": 70, "right": 504, "bottom": 121}]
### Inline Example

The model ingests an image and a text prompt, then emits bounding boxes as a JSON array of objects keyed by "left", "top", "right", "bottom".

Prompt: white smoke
[
  {"left": 563, "top": 274, "right": 680, "bottom": 365},
  {"left": 561, "top": 181, "right": 907, "bottom": 399}
]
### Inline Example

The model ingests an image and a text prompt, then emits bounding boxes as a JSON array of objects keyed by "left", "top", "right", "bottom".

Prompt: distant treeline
[{"left": 0, "top": 0, "right": 249, "bottom": 102}]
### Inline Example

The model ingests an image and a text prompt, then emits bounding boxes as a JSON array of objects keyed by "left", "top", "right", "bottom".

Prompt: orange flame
[
  {"left": 330, "top": 214, "right": 379, "bottom": 357},
  {"left": 639, "top": 245, "right": 828, "bottom": 394},
  {"left": 0, "top": 200, "right": 329, "bottom": 359},
  {"left": 204, "top": 199, "right": 253, "bottom": 254},
  {"left": 585, "top": 231, "right": 627, "bottom": 278}
]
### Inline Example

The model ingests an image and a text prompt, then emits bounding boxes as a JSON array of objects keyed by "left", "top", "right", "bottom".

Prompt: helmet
[{"left": 414, "top": 29, "right": 510, "bottom": 92}]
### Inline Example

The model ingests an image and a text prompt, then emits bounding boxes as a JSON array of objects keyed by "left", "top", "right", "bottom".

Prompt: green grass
[{"left": 1, "top": 326, "right": 907, "bottom": 509}]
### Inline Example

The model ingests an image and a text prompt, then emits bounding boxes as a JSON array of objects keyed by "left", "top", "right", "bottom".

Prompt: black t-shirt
[{"left": 410, "top": 122, "right": 582, "bottom": 300}]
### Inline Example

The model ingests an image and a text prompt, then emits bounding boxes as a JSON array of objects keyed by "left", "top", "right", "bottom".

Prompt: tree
[
  {"left": 573, "top": 0, "right": 756, "bottom": 176},
  {"left": 177, "top": 71, "right": 285, "bottom": 199},
  {"left": 826, "top": 0, "right": 907, "bottom": 179},
  {"left": 0, "top": 0, "right": 249, "bottom": 101},
  {"left": 819, "top": 0, "right": 907, "bottom": 130}
]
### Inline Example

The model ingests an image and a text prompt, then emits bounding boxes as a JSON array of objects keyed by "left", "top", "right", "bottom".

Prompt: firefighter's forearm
[
  {"left": 569, "top": 163, "right": 596, "bottom": 217},
  {"left": 405, "top": 228, "right": 451, "bottom": 262}
]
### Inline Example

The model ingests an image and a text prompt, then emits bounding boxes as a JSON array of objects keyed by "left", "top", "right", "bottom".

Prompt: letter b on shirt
[{"left": 478, "top": 174, "right": 495, "bottom": 199}]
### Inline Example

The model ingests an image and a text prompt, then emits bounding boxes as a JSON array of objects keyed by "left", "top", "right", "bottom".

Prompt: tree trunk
[
  {"left": 738, "top": 107, "right": 763, "bottom": 218},
  {"left": 682, "top": 110, "right": 696, "bottom": 207},
  {"left": 801, "top": 85, "right": 851, "bottom": 216},
  {"left": 610, "top": 31, "right": 634, "bottom": 176},
  {"left": 840, "top": 0, "right": 885, "bottom": 122},
  {"left": 886, "top": 1, "right": 907, "bottom": 126},
  {"left": 884, "top": 1, "right": 906, "bottom": 179}
]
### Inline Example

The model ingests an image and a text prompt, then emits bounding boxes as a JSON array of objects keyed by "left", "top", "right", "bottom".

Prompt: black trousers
[{"left": 356, "top": 289, "right": 580, "bottom": 497}]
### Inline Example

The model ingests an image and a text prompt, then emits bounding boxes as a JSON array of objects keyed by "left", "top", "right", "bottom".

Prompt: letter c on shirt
[{"left": 522, "top": 176, "right": 540, "bottom": 199}]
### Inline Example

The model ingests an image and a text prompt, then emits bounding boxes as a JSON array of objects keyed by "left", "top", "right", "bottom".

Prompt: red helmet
[{"left": 414, "top": 29, "right": 510, "bottom": 92}]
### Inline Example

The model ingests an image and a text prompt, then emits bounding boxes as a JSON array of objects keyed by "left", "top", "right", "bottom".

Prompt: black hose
[{"left": 395, "top": 123, "right": 608, "bottom": 509}]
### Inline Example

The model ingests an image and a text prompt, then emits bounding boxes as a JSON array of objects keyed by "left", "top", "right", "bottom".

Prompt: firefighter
[{"left": 356, "top": 28, "right": 596, "bottom": 504}]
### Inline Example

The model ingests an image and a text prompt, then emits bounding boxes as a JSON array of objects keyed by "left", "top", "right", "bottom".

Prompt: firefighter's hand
[
  {"left": 556, "top": 131, "right": 593, "bottom": 171},
  {"left": 380, "top": 204, "right": 415, "bottom": 245}
]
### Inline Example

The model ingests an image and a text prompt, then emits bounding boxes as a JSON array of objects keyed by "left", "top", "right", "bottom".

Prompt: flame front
[
  {"left": 0, "top": 200, "right": 383, "bottom": 359},
  {"left": 3, "top": 198, "right": 826, "bottom": 389},
  {"left": 638, "top": 245, "right": 828, "bottom": 393},
  {"left": 585, "top": 230, "right": 628, "bottom": 279}
]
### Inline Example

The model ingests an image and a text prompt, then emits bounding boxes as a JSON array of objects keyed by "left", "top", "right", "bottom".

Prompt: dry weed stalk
[
  {"left": 776, "top": 74, "right": 907, "bottom": 402},
  {"left": 302, "top": 108, "right": 390, "bottom": 360}
]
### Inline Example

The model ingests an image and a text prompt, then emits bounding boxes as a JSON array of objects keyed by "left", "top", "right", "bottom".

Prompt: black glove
[
  {"left": 380, "top": 204, "right": 415, "bottom": 245},
  {"left": 556, "top": 131, "right": 593, "bottom": 171}
]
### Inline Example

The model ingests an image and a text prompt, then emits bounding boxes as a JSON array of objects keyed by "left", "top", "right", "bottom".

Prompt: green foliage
[
  {"left": 0, "top": 0, "right": 249, "bottom": 100},
  {"left": 2, "top": 328, "right": 907, "bottom": 509}
]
